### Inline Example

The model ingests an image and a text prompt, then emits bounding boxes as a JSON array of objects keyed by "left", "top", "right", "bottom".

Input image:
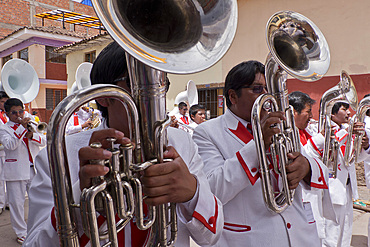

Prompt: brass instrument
[
  {"left": 27, "top": 120, "right": 48, "bottom": 134},
  {"left": 83, "top": 109, "right": 101, "bottom": 131},
  {"left": 47, "top": 0, "right": 238, "bottom": 246},
  {"left": 318, "top": 71, "right": 357, "bottom": 178},
  {"left": 18, "top": 117, "right": 48, "bottom": 134},
  {"left": 344, "top": 95, "right": 370, "bottom": 166},
  {"left": 251, "top": 11, "right": 330, "bottom": 213}
]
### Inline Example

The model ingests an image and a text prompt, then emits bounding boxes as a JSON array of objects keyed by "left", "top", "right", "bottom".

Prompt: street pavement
[{"left": 0, "top": 188, "right": 369, "bottom": 247}]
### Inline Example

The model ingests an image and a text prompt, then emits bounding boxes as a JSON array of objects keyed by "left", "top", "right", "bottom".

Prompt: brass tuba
[
  {"left": 318, "top": 71, "right": 357, "bottom": 177},
  {"left": 251, "top": 11, "right": 330, "bottom": 213},
  {"left": 47, "top": 0, "right": 238, "bottom": 246}
]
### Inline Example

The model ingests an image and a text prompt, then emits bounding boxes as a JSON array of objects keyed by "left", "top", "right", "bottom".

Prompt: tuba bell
[
  {"left": 251, "top": 11, "right": 330, "bottom": 213},
  {"left": 1, "top": 58, "right": 40, "bottom": 104},
  {"left": 48, "top": 0, "right": 238, "bottom": 246},
  {"left": 318, "top": 71, "right": 357, "bottom": 177}
]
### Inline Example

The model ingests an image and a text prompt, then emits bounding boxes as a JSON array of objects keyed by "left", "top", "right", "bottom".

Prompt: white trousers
[
  {"left": 322, "top": 184, "right": 353, "bottom": 247},
  {"left": 6, "top": 167, "right": 35, "bottom": 237},
  {"left": 0, "top": 156, "right": 7, "bottom": 208}
]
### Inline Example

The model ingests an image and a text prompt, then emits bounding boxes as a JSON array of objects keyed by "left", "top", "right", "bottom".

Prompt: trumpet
[{"left": 18, "top": 117, "right": 48, "bottom": 134}]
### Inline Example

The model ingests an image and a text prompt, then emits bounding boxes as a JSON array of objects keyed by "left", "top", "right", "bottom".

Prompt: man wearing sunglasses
[
  {"left": 0, "top": 98, "right": 46, "bottom": 244},
  {"left": 193, "top": 60, "right": 328, "bottom": 246}
]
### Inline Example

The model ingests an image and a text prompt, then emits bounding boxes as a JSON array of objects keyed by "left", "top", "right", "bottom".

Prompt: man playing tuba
[
  {"left": 193, "top": 61, "right": 329, "bottom": 246},
  {"left": 24, "top": 42, "right": 224, "bottom": 247}
]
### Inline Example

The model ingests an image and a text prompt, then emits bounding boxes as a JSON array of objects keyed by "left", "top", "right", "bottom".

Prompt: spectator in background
[
  {"left": 175, "top": 102, "right": 190, "bottom": 125},
  {"left": 189, "top": 104, "right": 206, "bottom": 129}
]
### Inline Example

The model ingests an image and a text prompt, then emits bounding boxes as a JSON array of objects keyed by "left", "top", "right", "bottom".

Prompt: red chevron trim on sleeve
[
  {"left": 310, "top": 158, "right": 328, "bottom": 189},
  {"left": 13, "top": 129, "right": 27, "bottom": 139},
  {"left": 308, "top": 138, "right": 323, "bottom": 156},
  {"left": 192, "top": 196, "right": 218, "bottom": 234},
  {"left": 338, "top": 133, "right": 348, "bottom": 142},
  {"left": 31, "top": 136, "right": 42, "bottom": 144},
  {"left": 224, "top": 222, "right": 251, "bottom": 232},
  {"left": 236, "top": 151, "right": 260, "bottom": 185}
]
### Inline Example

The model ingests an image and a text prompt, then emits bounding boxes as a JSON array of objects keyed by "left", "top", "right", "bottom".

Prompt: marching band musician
[
  {"left": 24, "top": 41, "right": 224, "bottom": 247},
  {"left": 361, "top": 93, "right": 370, "bottom": 247},
  {"left": 288, "top": 91, "right": 336, "bottom": 245},
  {"left": 303, "top": 101, "right": 370, "bottom": 246},
  {"left": 175, "top": 102, "right": 190, "bottom": 125},
  {"left": 0, "top": 91, "right": 9, "bottom": 215},
  {"left": 189, "top": 104, "right": 206, "bottom": 130},
  {"left": 192, "top": 61, "right": 328, "bottom": 246},
  {"left": 65, "top": 107, "right": 94, "bottom": 135},
  {"left": 0, "top": 98, "right": 46, "bottom": 244}
]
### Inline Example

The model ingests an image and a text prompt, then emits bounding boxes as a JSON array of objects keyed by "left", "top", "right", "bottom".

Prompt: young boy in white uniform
[{"left": 0, "top": 98, "right": 46, "bottom": 244}]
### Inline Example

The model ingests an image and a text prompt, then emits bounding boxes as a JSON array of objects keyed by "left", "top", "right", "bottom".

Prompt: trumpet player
[
  {"left": 65, "top": 107, "right": 94, "bottom": 135},
  {"left": 0, "top": 98, "right": 46, "bottom": 245},
  {"left": 192, "top": 61, "right": 328, "bottom": 246},
  {"left": 303, "top": 101, "right": 370, "bottom": 247},
  {"left": 24, "top": 42, "right": 224, "bottom": 247},
  {"left": 189, "top": 104, "right": 206, "bottom": 129}
]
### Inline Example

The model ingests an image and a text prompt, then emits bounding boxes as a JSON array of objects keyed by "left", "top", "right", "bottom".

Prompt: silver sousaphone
[{"left": 48, "top": 0, "right": 238, "bottom": 246}]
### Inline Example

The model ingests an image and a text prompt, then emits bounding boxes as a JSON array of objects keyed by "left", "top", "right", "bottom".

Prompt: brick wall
[{"left": 0, "top": 0, "right": 98, "bottom": 38}]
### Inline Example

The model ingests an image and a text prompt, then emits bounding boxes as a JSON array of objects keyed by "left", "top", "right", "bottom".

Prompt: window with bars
[
  {"left": 2, "top": 54, "right": 12, "bottom": 67},
  {"left": 18, "top": 48, "right": 28, "bottom": 62},
  {"left": 85, "top": 51, "right": 96, "bottom": 63},
  {"left": 198, "top": 87, "right": 224, "bottom": 119},
  {"left": 46, "top": 88, "right": 67, "bottom": 110},
  {"left": 45, "top": 46, "right": 66, "bottom": 64}
]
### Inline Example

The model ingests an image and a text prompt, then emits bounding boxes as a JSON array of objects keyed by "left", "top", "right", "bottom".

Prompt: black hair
[
  {"left": 178, "top": 102, "right": 187, "bottom": 109},
  {"left": 90, "top": 41, "right": 171, "bottom": 123},
  {"left": 288, "top": 91, "right": 316, "bottom": 114},
  {"left": 332, "top": 102, "right": 349, "bottom": 115},
  {"left": 4, "top": 98, "right": 23, "bottom": 112},
  {"left": 90, "top": 42, "right": 130, "bottom": 121},
  {"left": 0, "top": 91, "right": 9, "bottom": 100},
  {"left": 189, "top": 104, "right": 205, "bottom": 121},
  {"left": 224, "top": 60, "right": 265, "bottom": 108}
]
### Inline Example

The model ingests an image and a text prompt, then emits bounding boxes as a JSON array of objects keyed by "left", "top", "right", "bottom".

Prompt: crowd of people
[{"left": 0, "top": 41, "right": 368, "bottom": 247}]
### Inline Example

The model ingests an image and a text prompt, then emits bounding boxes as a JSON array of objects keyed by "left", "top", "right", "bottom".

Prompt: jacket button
[
  {"left": 251, "top": 167, "right": 257, "bottom": 173},
  {"left": 287, "top": 223, "right": 291, "bottom": 229},
  {"left": 208, "top": 216, "right": 215, "bottom": 225}
]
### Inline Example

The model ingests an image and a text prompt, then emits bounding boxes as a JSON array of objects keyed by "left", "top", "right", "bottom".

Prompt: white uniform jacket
[
  {"left": 24, "top": 121, "right": 223, "bottom": 247},
  {"left": 299, "top": 126, "right": 336, "bottom": 240},
  {"left": 0, "top": 120, "right": 46, "bottom": 181},
  {"left": 193, "top": 109, "right": 328, "bottom": 247},
  {"left": 304, "top": 122, "right": 370, "bottom": 203}
]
